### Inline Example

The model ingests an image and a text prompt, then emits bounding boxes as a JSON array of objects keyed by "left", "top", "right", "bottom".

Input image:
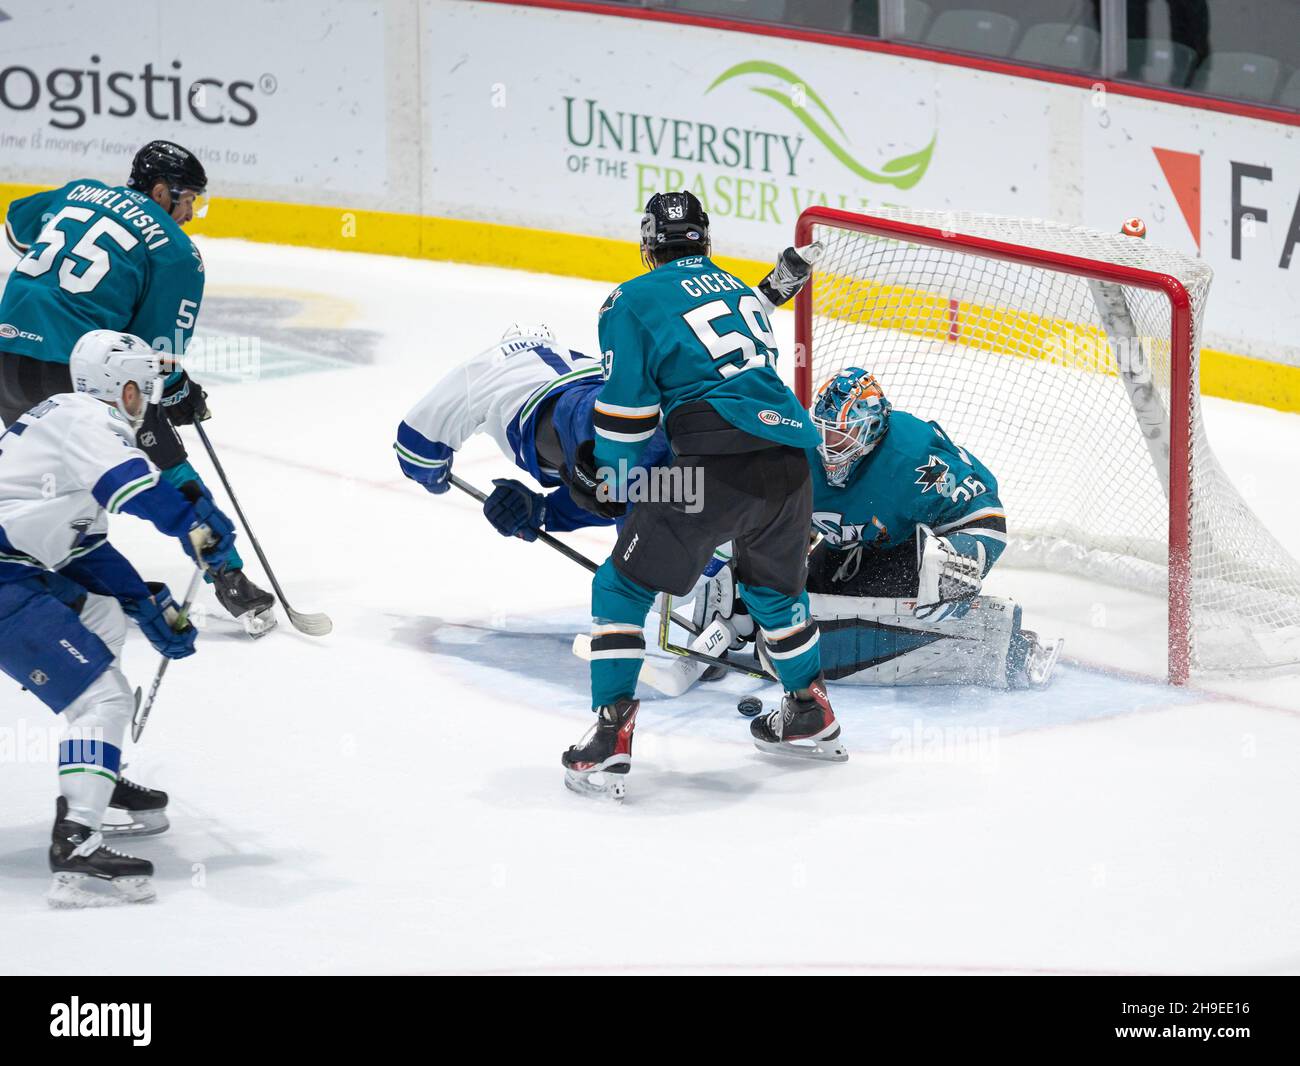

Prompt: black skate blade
[
  {"left": 100, "top": 809, "right": 170, "bottom": 837},
  {"left": 753, "top": 725, "right": 849, "bottom": 763},
  {"left": 47, "top": 872, "right": 156, "bottom": 908},
  {"left": 564, "top": 769, "right": 626, "bottom": 801}
]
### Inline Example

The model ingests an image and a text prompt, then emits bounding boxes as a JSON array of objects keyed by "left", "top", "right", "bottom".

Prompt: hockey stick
[
  {"left": 130, "top": 564, "right": 203, "bottom": 742},
  {"left": 657, "top": 593, "right": 772, "bottom": 682},
  {"left": 450, "top": 475, "right": 707, "bottom": 641},
  {"left": 193, "top": 421, "right": 332, "bottom": 636},
  {"left": 450, "top": 475, "right": 599, "bottom": 575}
]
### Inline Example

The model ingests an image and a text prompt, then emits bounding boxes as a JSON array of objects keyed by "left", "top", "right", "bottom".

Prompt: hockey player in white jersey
[
  {"left": 395, "top": 324, "right": 669, "bottom": 536},
  {"left": 394, "top": 243, "right": 824, "bottom": 541},
  {"left": 0, "top": 330, "right": 236, "bottom": 906},
  {"left": 694, "top": 368, "right": 1062, "bottom": 689}
]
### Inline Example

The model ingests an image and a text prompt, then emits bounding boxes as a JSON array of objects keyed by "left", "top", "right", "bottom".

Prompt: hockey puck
[{"left": 737, "top": 696, "right": 763, "bottom": 718}]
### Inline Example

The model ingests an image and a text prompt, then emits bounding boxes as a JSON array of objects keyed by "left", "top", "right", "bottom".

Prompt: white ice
[{"left": 1, "top": 240, "right": 1297, "bottom": 974}]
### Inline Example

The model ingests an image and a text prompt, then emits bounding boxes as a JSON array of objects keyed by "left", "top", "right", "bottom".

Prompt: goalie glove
[
  {"left": 757, "top": 241, "right": 824, "bottom": 308},
  {"left": 915, "top": 524, "right": 984, "bottom": 622}
]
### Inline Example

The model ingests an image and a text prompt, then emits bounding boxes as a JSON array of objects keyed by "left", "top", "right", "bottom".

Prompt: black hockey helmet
[
  {"left": 128, "top": 140, "right": 208, "bottom": 201},
  {"left": 640, "top": 191, "right": 710, "bottom": 268}
]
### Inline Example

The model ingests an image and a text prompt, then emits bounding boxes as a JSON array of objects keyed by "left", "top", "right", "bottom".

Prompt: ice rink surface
[{"left": 2, "top": 239, "right": 1298, "bottom": 974}]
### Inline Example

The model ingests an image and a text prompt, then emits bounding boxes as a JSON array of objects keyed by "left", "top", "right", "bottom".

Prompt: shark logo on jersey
[
  {"left": 914, "top": 455, "right": 951, "bottom": 495},
  {"left": 812, "top": 510, "right": 866, "bottom": 547}
]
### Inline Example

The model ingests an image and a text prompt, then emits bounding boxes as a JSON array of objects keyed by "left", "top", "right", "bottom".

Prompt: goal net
[{"left": 794, "top": 206, "right": 1300, "bottom": 681}]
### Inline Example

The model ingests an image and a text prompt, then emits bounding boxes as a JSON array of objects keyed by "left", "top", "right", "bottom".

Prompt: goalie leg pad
[{"left": 809, "top": 592, "right": 1026, "bottom": 687}]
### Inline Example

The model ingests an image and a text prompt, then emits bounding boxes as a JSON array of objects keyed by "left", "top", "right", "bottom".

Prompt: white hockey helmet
[
  {"left": 69, "top": 330, "right": 175, "bottom": 424},
  {"left": 502, "top": 323, "right": 556, "bottom": 343}
]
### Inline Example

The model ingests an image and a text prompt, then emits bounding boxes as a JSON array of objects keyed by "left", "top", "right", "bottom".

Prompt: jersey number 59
[{"left": 683, "top": 295, "right": 776, "bottom": 379}]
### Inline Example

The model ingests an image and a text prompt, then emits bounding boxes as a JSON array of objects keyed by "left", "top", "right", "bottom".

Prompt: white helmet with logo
[{"left": 69, "top": 330, "right": 174, "bottom": 424}]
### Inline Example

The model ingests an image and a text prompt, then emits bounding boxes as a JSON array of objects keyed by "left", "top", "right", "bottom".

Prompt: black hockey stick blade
[{"left": 193, "top": 422, "right": 332, "bottom": 637}]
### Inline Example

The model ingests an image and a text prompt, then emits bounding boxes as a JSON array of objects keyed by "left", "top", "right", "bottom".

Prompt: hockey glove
[
  {"left": 123, "top": 581, "right": 197, "bottom": 659},
  {"left": 757, "top": 241, "right": 824, "bottom": 308},
  {"left": 135, "top": 403, "right": 188, "bottom": 471},
  {"left": 560, "top": 440, "right": 626, "bottom": 520},
  {"left": 188, "top": 495, "right": 237, "bottom": 570},
  {"left": 915, "top": 524, "right": 984, "bottom": 622},
  {"left": 485, "top": 478, "right": 547, "bottom": 541},
  {"left": 161, "top": 371, "right": 210, "bottom": 425}
]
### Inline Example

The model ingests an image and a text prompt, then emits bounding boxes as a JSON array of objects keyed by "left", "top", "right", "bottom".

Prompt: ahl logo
[
  {"left": 758, "top": 409, "right": 803, "bottom": 429},
  {"left": 139, "top": 431, "right": 157, "bottom": 448},
  {"left": 29, "top": 669, "right": 48, "bottom": 686},
  {"left": 0, "top": 322, "right": 42, "bottom": 342}
]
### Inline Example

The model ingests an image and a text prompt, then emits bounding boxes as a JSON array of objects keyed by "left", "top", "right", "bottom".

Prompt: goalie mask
[
  {"left": 69, "top": 330, "right": 175, "bottom": 426},
  {"left": 811, "top": 367, "right": 891, "bottom": 487}
]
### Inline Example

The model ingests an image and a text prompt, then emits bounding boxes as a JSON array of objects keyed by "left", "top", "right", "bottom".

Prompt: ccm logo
[{"left": 758, "top": 409, "right": 803, "bottom": 428}]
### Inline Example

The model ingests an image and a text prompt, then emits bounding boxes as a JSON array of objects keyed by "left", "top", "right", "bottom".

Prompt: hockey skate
[
  {"left": 1009, "top": 629, "right": 1064, "bottom": 689},
  {"left": 212, "top": 566, "right": 278, "bottom": 637},
  {"left": 100, "top": 776, "right": 170, "bottom": 837},
  {"left": 751, "top": 677, "right": 848, "bottom": 762},
  {"left": 47, "top": 798, "right": 155, "bottom": 908},
  {"left": 562, "top": 698, "right": 638, "bottom": 800}
]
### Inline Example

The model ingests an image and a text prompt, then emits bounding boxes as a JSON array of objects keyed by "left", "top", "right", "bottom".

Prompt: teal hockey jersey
[
  {"left": 592, "top": 255, "right": 818, "bottom": 475},
  {"left": 809, "top": 410, "right": 1007, "bottom": 571},
  {"left": 1, "top": 180, "right": 204, "bottom": 363}
]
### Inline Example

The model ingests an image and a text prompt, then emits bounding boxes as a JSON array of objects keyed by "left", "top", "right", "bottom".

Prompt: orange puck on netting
[{"left": 1121, "top": 217, "right": 1147, "bottom": 238}]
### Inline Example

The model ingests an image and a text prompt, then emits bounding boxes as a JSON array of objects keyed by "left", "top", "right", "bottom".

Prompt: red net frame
[{"left": 793, "top": 206, "right": 1196, "bottom": 683}]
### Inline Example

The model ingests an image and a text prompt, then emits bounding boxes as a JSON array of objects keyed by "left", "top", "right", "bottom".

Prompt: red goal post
[{"left": 793, "top": 206, "right": 1197, "bottom": 683}]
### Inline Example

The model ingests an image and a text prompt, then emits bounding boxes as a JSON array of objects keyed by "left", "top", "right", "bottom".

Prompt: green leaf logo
[{"left": 706, "top": 61, "right": 935, "bottom": 190}]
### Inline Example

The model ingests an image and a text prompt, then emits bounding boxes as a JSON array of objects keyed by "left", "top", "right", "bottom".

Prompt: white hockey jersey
[
  {"left": 399, "top": 334, "right": 602, "bottom": 473},
  {"left": 0, "top": 393, "right": 160, "bottom": 571}
]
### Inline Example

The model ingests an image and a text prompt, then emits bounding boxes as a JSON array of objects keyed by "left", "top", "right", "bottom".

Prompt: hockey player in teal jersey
[
  {"left": 699, "top": 367, "right": 1062, "bottom": 688},
  {"left": 0, "top": 141, "right": 276, "bottom": 633},
  {"left": 560, "top": 191, "right": 847, "bottom": 799}
]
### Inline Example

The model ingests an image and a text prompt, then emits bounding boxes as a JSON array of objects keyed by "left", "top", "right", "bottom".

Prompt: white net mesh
[{"left": 802, "top": 207, "right": 1300, "bottom": 675}]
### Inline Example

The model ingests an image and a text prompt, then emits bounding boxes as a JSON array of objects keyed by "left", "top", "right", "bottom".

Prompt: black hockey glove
[
  {"left": 757, "top": 241, "right": 824, "bottom": 308},
  {"left": 161, "top": 371, "right": 210, "bottom": 426},
  {"left": 561, "top": 440, "right": 626, "bottom": 520},
  {"left": 135, "top": 403, "right": 189, "bottom": 471}
]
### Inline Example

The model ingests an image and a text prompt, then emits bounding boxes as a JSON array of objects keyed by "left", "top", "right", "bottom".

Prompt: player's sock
[
  {"left": 739, "top": 583, "right": 822, "bottom": 692},
  {"left": 589, "top": 559, "right": 656, "bottom": 708}
]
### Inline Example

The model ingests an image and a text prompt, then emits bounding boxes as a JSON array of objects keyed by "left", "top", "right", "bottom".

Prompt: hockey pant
[{"left": 0, "top": 577, "right": 133, "bottom": 828}]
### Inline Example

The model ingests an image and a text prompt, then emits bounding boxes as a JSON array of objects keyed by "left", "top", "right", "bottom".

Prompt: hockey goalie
[{"left": 695, "top": 367, "right": 1063, "bottom": 689}]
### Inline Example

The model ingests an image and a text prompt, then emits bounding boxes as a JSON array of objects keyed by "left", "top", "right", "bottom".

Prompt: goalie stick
[{"left": 194, "top": 422, "right": 332, "bottom": 637}]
